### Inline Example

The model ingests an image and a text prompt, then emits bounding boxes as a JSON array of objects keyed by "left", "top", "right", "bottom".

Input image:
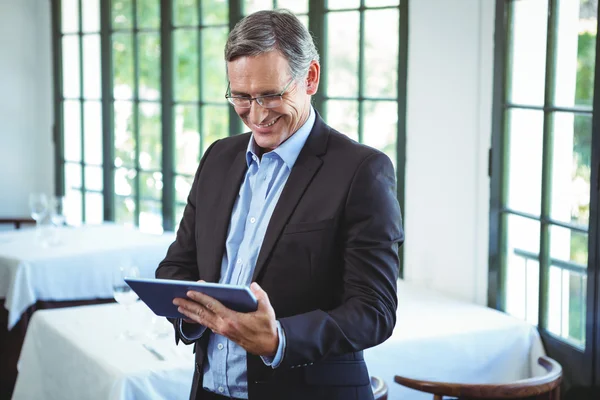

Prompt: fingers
[{"left": 250, "top": 282, "right": 273, "bottom": 313}]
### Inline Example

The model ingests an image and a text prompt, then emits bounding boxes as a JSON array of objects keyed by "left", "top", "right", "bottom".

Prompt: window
[
  {"left": 51, "top": 0, "right": 407, "bottom": 248},
  {"left": 490, "top": 0, "right": 598, "bottom": 388}
]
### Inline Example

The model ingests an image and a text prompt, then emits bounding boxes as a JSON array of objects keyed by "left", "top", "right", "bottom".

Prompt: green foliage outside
[{"left": 568, "top": 30, "right": 596, "bottom": 345}]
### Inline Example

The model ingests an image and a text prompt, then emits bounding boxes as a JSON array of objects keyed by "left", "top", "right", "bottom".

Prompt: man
[{"left": 156, "top": 9, "right": 403, "bottom": 400}]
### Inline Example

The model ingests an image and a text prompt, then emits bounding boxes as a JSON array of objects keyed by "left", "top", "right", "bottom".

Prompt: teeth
[{"left": 259, "top": 117, "right": 278, "bottom": 127}]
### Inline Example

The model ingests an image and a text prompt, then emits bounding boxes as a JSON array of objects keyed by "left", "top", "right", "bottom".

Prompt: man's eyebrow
[{"left": 230, "top": 88, "right": 280, "bottom": 97}]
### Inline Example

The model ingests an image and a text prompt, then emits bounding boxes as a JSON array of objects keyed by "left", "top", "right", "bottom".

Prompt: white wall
[
  {"left": 403, "top": 0, "right": 495, "bottom": 305},
  {"left": 0, "top": 0, "right": 54, "bottom": 217}
]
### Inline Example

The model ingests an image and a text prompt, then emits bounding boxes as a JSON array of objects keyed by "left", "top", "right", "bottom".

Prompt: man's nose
[{"left": 248, "top": 100, "right": 268, "bottom": 124}]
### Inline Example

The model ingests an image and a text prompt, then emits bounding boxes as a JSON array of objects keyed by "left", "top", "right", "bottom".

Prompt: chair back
[
  {"left": 0, "top": 218, "right": 35, "bottom": 230},
  {"left": 371, "top": 375, "right": 388, "bottom": 400},
  {"left": 394, "top": 356, "right": 562, "bottom": 400}
]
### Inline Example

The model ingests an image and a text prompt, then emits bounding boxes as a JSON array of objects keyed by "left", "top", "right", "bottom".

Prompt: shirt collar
[{"left": 246, "top": 106, "right": 315, "bottom": 169}]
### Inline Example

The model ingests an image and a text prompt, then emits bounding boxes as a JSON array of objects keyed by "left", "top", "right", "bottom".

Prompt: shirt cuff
[
  {"left": 178, "top": 318, "right": 207, "bottom": 341},
  {"left": 260, "top": 321, "right": 286, "bottom": 368}
]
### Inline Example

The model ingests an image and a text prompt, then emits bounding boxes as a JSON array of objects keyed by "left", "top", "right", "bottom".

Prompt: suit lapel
[
  {"left": 206, "top": 150, "right": 247, "bottom": 283},
  {"left": 252, "top": 114, "right": 330, "bottom": 281}
]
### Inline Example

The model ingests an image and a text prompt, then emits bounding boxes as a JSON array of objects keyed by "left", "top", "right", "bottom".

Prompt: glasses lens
[
  {"left": 229, "top": 97, "right": 251, "bottom": 108},
  {"left": 258, "top": 96, "right": 282, "bottom": 109}
]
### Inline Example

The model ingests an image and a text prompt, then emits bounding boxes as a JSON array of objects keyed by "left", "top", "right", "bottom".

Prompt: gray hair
[{"left": 225, "top": 9, "right": 320, "bottom": 79}]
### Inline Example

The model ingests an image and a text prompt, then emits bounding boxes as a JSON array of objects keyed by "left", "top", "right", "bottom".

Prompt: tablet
[{"left": 125, "top": 277, "right": 258, "bottom": 318}]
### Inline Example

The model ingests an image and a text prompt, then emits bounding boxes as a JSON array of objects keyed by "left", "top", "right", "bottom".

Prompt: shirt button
[
  {"left": 218, "top": 387, "right": 224, "bottom": 393},
  {"left": 237, "top": 258, "right": 242, "bottom": 264},
  {"left": 217, "top": 343, "right": 224, "bottom": 350},
  {"left": 250, "top": 217, "right": 256, "bottom": 224}
]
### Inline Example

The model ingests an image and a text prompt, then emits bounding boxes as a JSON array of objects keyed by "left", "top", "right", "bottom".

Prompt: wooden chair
[
  {"left": 394, "top": 356, "right": 562, "bottom": 400},
  {"left": 371, "top": 375, "right": 388, "bottom": 400},
  {"left": 0, "top": 218, "right": 35, "bottom": 230}
]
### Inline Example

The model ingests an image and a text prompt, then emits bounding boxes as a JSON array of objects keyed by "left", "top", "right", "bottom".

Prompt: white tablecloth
[
  {"left": 12, "top": 302, "right": 194, "bottom": 400},
  {"left": 12, "top": 280, "right": 546, "bottom": 400},
  {"left": 365, "top": 280, "right": 546, "bottom": 400},
  {"left": 0, "top": 223, "right": 175, "bottom": 329}
]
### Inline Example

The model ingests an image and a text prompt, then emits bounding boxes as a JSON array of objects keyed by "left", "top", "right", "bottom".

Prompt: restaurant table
[
  {"left": 12, "top": 280, "right": 546, "bottom": 400},
  {"left": 0, "top": 223, "right": 176, "bottom": 398}
]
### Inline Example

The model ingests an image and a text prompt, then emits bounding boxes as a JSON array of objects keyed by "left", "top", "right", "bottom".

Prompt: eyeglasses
[{"left": 225, "top": 78, "right": 294, "bottom": 109}]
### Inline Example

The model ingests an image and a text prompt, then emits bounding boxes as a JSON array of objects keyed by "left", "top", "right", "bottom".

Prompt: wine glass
[
  {"left": 29, "top": 193, "right": 48, "bottom": 244},
  {"left": 48, "top": 196, "right": 66, "bottom": 246},
  {"left": 112, "top": 263, "right": 140, "bottom": 339}
]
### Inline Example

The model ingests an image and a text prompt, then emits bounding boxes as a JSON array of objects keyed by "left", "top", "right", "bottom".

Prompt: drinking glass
[
  {"left": 29, "top": 193, "right": 48, "bottom": 244},
  {"left": 112, "top": 263, "right": 140, "bottom": 338},
  {"left": 48, "top": 196, "right": 66, "bottom": 245}
]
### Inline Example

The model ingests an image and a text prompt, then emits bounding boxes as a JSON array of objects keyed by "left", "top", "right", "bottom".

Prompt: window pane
[
  {"left": 64, "top": 100, "right": 82, "bottom": 163},
  {"left": 550, "top": 113, "right": 591, "bottom": 227},
  {"left": 140, "top": 200, "right": 163, "bottom": 234},
  {"left": 114, "top": 101, "right": 135, "bottom": 167},
  {"left": 139, "top": 103, "right": 162, "bottom": 170},
  {"left": 548, "top": 265, "right": 586, "bottom": 347},
  {"left": 327, "top": 11, "right": 359, "bottom": 97},
  {"left": 174, "top": 29, "right": 199, "bottom": 102},
  {"left": 366, "top": 0, "right": 399, "bottom": 6},
  {"left": 507, "top": 0, "right": 548, "bottom": 105},
  {"left": 115, "top": 195, "right": 136, "bottom": 227},
  {"left": 85, "top": 165, "right": 103, "bottom": 191},
  {"left": 551, "top": 225, "right": 588, "bottom": 267},
  {"left": 504, "top": 213, "right": 540, "bottom": 326},
  {"left": 328, "top": 0, "right": 359, "bottom": 9},
  {"left": 203, "top": 0, "right": 228, "bottom": 25},
  {"left": 112, "top": 0, "right": 133, "bottom": 30},
  {"left": 364, "top": 9, "right": 398, "bottom": 98},
  {"left": 298, "top": 14, "right": 308, "bottom": 29},
  {"left": 84, "top": 101, "right": 103, "bottom": 165},
  {"left": 202, "top": 27, "right": 228, "bottom": 102},
  {"left": 174, "top": 0, "right": 198, "bottom": 26},
  {"left": 506, "top": 109, "right": 544, "bottom": 215},
  {"left": 65, "top": 189, "right": 83, "bottom": 226},
  {"left": 202, "top": 106, "right": 229, "bottom": 154},
  {"left": 244, "top": 0, "right": 273, "bottom": 15},
  {"left": 175, "top": 105, "right": 200, "bottom": 174},
  {"left": 276, "top": 0, "right": 308, "bottom": 14},
  {"left": 65, "top": 162, "right": 82, "bottom": 190},
  {"left": 82, "top": 0, "right": 100, "bottom": 32},
  {"left": 137, "top": 0, "right": 160, "bottom": 29},
  {"left": 62, "top": 0, "right": 79, "bottom": 33},
  {"left": 82, "top": 35, "right": 101, "bottom": 99},
  {"left": 363, "top": 101, "right": 397, "bottom": 168},
  {"left": 85, "top": 192, "right": 104, "bottom": 224},
  {"left": 113, "top": 34, "right": 134, "bottom": 100},
  {"left": 140, "top": 171, "right": 163, "bottom": 200},
  {"left": 138, "top": 33, "right": 161, "bottom": 101},
  {"left": 115, "top": 167, "right": 137, "bottom": 197},
  {"left": 62, "top": 36, "right": 81, "bottom": 98},
  {"left": 176, "top": 175, "right": 194, "bottom": 203},
  {"left": 325, "top": 100, "right": 359, "bottom": 141},
  {"left": 554, "top": 0, "right": 596, "bottom": 107}
]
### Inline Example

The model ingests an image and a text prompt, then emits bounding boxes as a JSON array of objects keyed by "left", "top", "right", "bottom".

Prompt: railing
[{"left": 513, "top": 248, "right": 586, "bottom": 347}]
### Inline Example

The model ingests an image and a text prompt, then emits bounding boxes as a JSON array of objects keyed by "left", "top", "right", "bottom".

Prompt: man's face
[{"left": 227, "top": 51, "right": 319, "bottom": 153}]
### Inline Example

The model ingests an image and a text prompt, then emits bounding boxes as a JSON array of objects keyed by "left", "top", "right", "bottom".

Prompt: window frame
[
  {"left": 51, "top": 0, "right": 408, "bottom": 275},
  {"left": 489, "top": 0, "right": 600, "bottom": 390}
]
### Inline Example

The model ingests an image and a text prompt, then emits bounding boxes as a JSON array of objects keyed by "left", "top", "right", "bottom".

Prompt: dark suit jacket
[{"left": 156, "top": 113, "right": 404, "bottom": 400}]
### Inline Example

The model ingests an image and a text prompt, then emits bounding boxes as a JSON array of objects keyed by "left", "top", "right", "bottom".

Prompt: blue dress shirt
[{"left": 182, "top": 107, "right": 316, "bottom": 399}]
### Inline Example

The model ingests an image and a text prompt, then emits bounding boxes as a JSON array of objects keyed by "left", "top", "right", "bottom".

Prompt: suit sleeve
[
  {"left": 155, "top": 139, "right": 220, "bottom": 344},
  {"left": 278, "top": 152, "right": 404, "bottom": 367}
]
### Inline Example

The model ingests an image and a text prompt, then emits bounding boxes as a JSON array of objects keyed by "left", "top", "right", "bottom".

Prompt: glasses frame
[{"left": 225, "top": 77, "right": 295, "bottom": 108}]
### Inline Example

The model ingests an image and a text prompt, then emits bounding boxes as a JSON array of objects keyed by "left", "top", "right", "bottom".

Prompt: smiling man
[{"left": 156, "top": 9, "right": 404, "bottom": 400}]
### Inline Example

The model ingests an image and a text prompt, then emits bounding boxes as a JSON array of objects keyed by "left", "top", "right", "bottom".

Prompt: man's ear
[{"left": 305, "top": 60, "right": 320, "bottom": 95}]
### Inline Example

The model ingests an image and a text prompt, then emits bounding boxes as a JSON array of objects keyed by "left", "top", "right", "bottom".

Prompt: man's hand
[{"left": 173, "top": 282, "right": 279, "bottom": 357}]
